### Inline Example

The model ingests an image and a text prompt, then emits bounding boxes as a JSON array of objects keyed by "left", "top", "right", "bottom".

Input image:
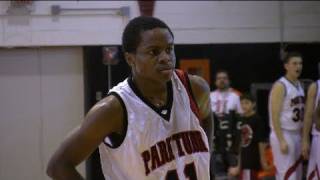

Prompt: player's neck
[
  {"left": 132, "top": 76, "right": 168, "bottom": 99},
  {"left": 243, "top": 110, "right": 255, "bottom": 117},
  {"left": 285, "top": 74, "right": 298, "bottom": 84}
]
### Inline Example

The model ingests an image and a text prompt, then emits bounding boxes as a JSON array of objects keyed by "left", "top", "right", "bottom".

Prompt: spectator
[
  {"left": 238, "top": 93, "right": 271, "bottom": 180},
  {"left": 210, "top": 70, "right": 243, "bottom": 179}
]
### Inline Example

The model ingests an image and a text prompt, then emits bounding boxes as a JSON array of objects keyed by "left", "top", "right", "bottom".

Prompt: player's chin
[
  {"left": 295, "top": 72, "right": 302, "bottom": 78},
  {"left": 158, "top": 69, "right": 174, "bottom": 81}
]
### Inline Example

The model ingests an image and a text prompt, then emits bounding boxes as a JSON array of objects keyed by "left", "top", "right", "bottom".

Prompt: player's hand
[
  {"left": 301, "top": 140, "right": 310, "bottom": 160},
  {"left": 228, "top": 166, "right": 240, "bottom": 177},
  {"left": 280, "top": 140, "right": 289, "bottom": 154}
]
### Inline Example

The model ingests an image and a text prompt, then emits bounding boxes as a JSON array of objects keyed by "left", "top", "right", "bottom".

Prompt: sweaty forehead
[{"left": 138, "top": 28, "right": 174, "bottom": 49}]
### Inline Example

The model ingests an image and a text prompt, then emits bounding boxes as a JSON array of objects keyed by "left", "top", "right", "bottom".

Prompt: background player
[
  {"left": 302, "top": 79, "right": 320, "bottom": 180},
  {"left": 210, "top": 70, "right": 243, "bottom": 179},
  {"left": 269, "top": 52, "right": 304, "bottom": 180},
  {"left": 46, "top": 16, "right": 213, "bottom": 180}
]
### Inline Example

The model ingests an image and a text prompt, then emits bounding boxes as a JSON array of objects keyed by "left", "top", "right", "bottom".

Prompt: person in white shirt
[
  {"left": 210, "top": 70, "right": 243, "bottom": 179},
  {"left": 210, "top": 70, "right": 242, "bottom": 115}
]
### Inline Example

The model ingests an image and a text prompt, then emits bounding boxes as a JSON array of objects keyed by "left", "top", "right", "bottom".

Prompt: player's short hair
[
  {"left": 122, "top": 16, "right": 174, "bottom": 53},
  {"left": 214, "top": 69, "right": 229, "bottom": 80},
  {"left": 283, "top": 51, "right": 303, "bottom": 64},
  {"left": 240, "top": 93, "right": 256, "bottom": 102}
]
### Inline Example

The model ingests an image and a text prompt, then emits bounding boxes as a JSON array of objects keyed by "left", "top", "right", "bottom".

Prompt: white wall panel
[
  {"left": 283, "top": 1, "right": 320, "bottom": 42},
  {"left": 0, "top": 49, "right": 42, "bottom": 179},
  {"left": 0, "top": 1, "right": 320, "bottom": 45},
  {"left": 0, "top": 47, "right": 85, "bottom": 180},
  {"left": 40, "top": 47, "right": 85, "bottom": 180}
]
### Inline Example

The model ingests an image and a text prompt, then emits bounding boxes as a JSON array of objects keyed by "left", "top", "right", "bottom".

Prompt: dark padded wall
[{"left": 175, "top": 43, "right": 319, "bottom": 91}]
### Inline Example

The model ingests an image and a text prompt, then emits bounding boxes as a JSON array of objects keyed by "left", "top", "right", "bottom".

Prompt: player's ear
[{"left": 125, "top": 52, "right": 135, "bottom": 68}]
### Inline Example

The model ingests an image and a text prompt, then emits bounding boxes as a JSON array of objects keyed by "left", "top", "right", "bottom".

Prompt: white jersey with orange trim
[
  {"left": 210, "top": 88, "right": 242, "bottom": 115},
  {"left": 312, "top": 80, "right": 320, "bottom": 135},
  {"left": 98, "top": 71, "right": 210, "bottom": 180},
  {"left": 269, "top": 77, "right": 305, "bottom": 131}
]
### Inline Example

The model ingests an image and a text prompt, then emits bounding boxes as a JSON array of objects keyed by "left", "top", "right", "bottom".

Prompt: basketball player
[
  {"left": 46, "top": 16, "right": 213, "bottom": 180},
  {"left": 302, "top": 79, "right": 320, "bottom": 180},
  {"left": 210, "top": 70, "right": 243, "bottom": 179},
  {"left": 269, "top": 52, "right": 304, "bottom": 180}
]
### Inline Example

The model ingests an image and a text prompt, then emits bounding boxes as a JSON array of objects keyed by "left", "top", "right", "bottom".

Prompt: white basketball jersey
[
  {"left": 312, "top": 80, "right": 320, "bottom": 135},
  {"left": 210, "top": 89, "right": 242, "bottom": 114},
  {"left": 269, "top": 77, "right": 305, "bottom": 131},
  {"left": 99, "top": 72, "right": 210, "bottom": 180}
]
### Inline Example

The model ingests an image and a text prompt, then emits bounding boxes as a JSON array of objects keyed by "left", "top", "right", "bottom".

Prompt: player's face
[
  {"left": 127, "top": 28, "right": 176, "bottom": 83},
  {"left": 215, "top": 72, "right": 230, "bottom": 90},
  {"left": 284, "top": 57, "right": 303, "bottom": 79},
  {"left": 240, "top": 99, "right": 255, "bottom": 115}
]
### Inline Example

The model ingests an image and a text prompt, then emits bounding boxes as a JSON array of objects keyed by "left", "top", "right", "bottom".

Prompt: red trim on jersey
[
  {"left": 284, "top": 155, "right": 303, "bottom": 180},
  {"left": 239, "top": 170, "right": 243, "bottom": 180},
  {"left": 308, "top": 170, "right": 315, "bottom": 180},
  {"left": 175, "top": 69, "right": 201, "bottom": 121},
  {"left": 308, "top": 165, "right": 320, "bottom": 180}
]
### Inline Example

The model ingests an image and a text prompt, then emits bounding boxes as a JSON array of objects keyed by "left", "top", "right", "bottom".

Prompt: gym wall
[
  {"left": 0, "top": 1, "right": 320, "bottom": 47},
  {"left": 0, "top": 47, "right": 85, "bottom": 180}
]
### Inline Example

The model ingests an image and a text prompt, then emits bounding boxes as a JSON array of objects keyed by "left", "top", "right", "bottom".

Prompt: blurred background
[{"left": 0, "top": 1, "right": 319, "bottom": 180}]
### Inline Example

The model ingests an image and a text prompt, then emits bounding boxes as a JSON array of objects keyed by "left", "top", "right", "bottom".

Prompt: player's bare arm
[
  {"left": 302, "top": 82, "right": 317, "bottom": 159},
  {"left": 316, "top": 98, "right": 320, "bottom": 131},
  {"left": 188, "top": 74, "right": 213, "bottom": 151},
  {"left": 46, "top": 95, "right": 124, "bottom": 180},
  {"left": 270, "top": 82, "right": 288, "bottom": 154}
]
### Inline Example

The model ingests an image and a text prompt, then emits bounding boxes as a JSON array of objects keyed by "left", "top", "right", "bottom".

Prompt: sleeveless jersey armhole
[
  {"left": 314, "top": 81, "right": 319, "bottom": 107},
  {"left": 278, "top": 81, "right": 287, "bottom": 97},
  {"left": 175, "top": 69, "right": 201, "bottom": 120},
  {"left": 103, "top": 92, "right": 128, "bottom": 149}
]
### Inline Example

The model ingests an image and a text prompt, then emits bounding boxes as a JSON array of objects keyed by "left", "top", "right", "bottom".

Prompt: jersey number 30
[
  {"left": 292, "top": 107, "right": 304, "bottom": 122},
  {"left": 165, "top": 162, "right": 197, "bottom": 180}
]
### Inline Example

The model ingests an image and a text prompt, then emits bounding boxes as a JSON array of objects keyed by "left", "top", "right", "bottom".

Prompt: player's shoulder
[
  {"left": 274, "top": 76, "right": 285, "bottom": 85},
  {"left": 305, "top": 81, "right": 318, "bottom": 97},
  {"left": 272, "top": 80, "right": 286, "bottom": 90},
  {"left": 270, "top": 81, "right": 286, "bottom": 97},
  {"left": 187, "top": 74, "right": 210, "bottom": 95},
  {"left": 93, "top": 93, "right": 123, "bottom": 112},
  {"left": 86, "top": 93, "right": 125, "bottom": 130},
  {"left": 308, "top": 81, "right": 317, "bottom": 91},
  {"left": 109, "top": 78, "right": 130, "bottom": 93}
]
